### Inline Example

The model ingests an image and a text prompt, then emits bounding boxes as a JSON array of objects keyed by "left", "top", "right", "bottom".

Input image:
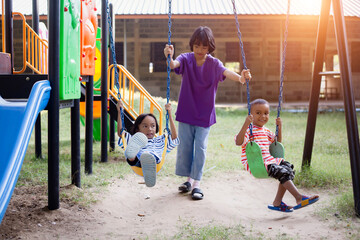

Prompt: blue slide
[{"left": 0, "top": 80, "right": 51, "bottom": 224}]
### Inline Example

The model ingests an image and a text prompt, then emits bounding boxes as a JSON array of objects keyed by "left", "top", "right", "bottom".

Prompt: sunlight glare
[{"left": 290, "top": 0, "right": 323, "bottom": 15}]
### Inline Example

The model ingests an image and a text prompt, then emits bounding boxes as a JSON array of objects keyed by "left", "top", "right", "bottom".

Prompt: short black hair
[
  {"left": 189, "top": 26, "right": 216, "bottom": 54},
  {"left": 250, "top": 98, "right": 269, "bottom": 110},
  {"left": 131, "top": 113, "right": 159, "bottom": 135}
]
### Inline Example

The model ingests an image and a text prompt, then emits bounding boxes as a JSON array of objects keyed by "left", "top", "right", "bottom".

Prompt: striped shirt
[
  {"left": 237, "top": 125, "right": 283, "bottom": 172},
  {"left": 118, "top": 131, "right": 180, "bottom": 164}
]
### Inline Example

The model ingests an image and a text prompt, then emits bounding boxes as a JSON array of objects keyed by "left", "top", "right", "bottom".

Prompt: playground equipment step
[{"left": 0, "top": 53, "right": 11, "bottom": 74}]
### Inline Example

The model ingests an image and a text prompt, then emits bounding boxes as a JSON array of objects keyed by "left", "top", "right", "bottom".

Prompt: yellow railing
[
  {"left": 12, "top": 12, "right": 48, "bottom": 74},
  {"left": 107, "top": 64, "right": 164, "bottom": 135}
]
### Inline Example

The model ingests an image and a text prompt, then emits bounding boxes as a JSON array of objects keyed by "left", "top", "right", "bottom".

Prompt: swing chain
[
  {"left": 106, "top": 0, "right": 126, "bottom": 134},
  {"left": 231, "top": 0, "right": 247, "bottom": 70},
  {"left": 275, "top": 0, "right": 291, "bottom": 138},
  {"left": 165, "top": 0, "right": 172, "bottom": 135},
  {"left": 231, "top": 0, "right": 253, "bottom": 137}
]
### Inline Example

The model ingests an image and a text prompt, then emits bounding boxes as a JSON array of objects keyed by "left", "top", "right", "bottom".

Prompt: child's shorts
[
  {"left": 267, "top": 160, "right": 295, "bottom": 184},
  {"left": 127, "top": 157, "right": 141, "bottom": 167}
]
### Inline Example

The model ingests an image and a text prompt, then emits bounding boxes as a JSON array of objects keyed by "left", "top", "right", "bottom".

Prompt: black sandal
[
  {"left": 178, "top": 182, "right": 191, "bottom": 193},
  {"left": 191, "top": 188, "right": 204, "bottom": 200}
]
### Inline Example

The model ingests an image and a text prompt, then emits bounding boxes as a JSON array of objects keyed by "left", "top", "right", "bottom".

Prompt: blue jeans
[{"left": 175, "top": 122, "right": 210, "bottom": 181}]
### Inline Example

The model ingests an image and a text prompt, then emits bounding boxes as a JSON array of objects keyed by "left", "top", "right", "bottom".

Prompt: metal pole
[
  {"left": 32, "top": 0, "right": 39, "bottom": 35},
  {"left": 101, "top": 0, "right": 108, "bottom": 162},
  {"left": 48, "top": 0, "right": 60, "bottom": 210},
  {"left": 85, "top": 76, "right": 94, "bottom": 174},
  {"left": 332, "top": 0, "right": 360, "bottom": 217},
  {"left": 302, "top": 0, "right": 331, "bottom": 167},
  {"left": 123, "top": 20, "right": 127, "bottom": 69},
  {"left": 33, "top": 0, "right": 42, "bottom": 159},
  {"left": 109, "top": 3, "right": 115, "bottom": 151},
  {"left": 71, "top": 99, "right": 81, "bottom": 187},
  {"left": 5, "top": 0, "right": 13, "bottom": 72}
]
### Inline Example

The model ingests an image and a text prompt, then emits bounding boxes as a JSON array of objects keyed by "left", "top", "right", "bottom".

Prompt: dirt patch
[{"left": 0, "top": 172, "right": 358, "bottom": 239}]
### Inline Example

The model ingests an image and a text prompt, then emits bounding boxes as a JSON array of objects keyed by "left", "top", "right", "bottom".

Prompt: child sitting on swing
[
  {"left": 116, "top": 100, "right": 179, "bottom": 187},
  {"left": 235, "top": 98, "right": 319, "bottom": 212}
]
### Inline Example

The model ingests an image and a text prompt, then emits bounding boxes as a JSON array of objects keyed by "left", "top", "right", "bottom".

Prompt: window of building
[
  {"left": 150, "top": 42, "right": 174, "bottom": 72},
  {"left": 318, "top": 53, "right": 340, "bottom": 100},
  {"left": 115, "top": 42, "right": 124, "bottom": 65},
  {"left": 225, "top": 42, "right": 240, "bottom": 73},
  {"left": 225, "top": 42, "right": 252, "bottom": 73},
  {"left": 351, "top": 42, "right": 360, "bottom": 72}
]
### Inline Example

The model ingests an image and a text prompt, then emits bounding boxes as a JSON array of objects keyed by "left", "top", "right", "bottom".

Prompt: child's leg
[
  {"left": 139, "top": 153, "right": 157, "bottom": 187},
  {"left": 269, "top": 183, "right": 293, "bottom": 212},
  {"left": 187, "top": 177, "right": 194, "bottom": 185},
  {"left": 282, "top": 180, "right": 302, "bottom": 204},
  {"left": 273, "top": 183, "right": 287, "bottom": 206},
  {"left": 175, "top": 122, "right": 195, "bottom": 178},
  {"left": 190, "top": 125, "right": 210, "bottom": 181},
  {"left": 268, "top": 161, "right": 300, "bottom": 206},
  {"left": 190, "top": 126, "right": 210, "bottom": 200},
  {"left": 269, "top": 161, "right": 318, "bottom": 206},
  {"left": 124, "top": 132, "right": 148, "bottom": 160},
  {"left": 282, "top": 180, "right": 319, "bottom": 206},
  {"left": 126, "top": 157, "right": 141, "bottom": 167}
]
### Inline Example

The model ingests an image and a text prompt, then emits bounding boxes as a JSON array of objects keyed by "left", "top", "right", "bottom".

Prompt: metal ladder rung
[{"left": 318, "top": 71, "right": 340, "bottom": 76}]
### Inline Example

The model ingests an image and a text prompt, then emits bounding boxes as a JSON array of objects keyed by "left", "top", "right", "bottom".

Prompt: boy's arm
[
  {"left": 235, "top": 115, "right": 253, "bottom": 146},
  {"left": 165, "top": 103, "right": 177, "bottom": 140},
  {"left": 223, "top": 69, "right": 251, "bottom": 84},
  {"left": 164, "top": 44, "right": 180, "bottom": 69},
  {"left": 276, "top": 117, "right": 282, "bottom": 142}
]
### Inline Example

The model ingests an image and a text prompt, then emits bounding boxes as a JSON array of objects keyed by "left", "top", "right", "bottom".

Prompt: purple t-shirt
[{"left": 174, "top": 52, "right": 226, "bottom": 127}]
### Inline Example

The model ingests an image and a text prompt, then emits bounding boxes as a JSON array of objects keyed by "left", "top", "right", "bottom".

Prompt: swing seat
[
  {"left": 246, "top": 141, "right": 285, "bottom": 179},
  {"left": 246, "top": 142, "right": 268, "bottom": 178},
  {"left": 124, "top": 132, "right": 169, "bottom": 177},
  {"left": 269, "top": 141, "right": 285, "bottom": 159}
]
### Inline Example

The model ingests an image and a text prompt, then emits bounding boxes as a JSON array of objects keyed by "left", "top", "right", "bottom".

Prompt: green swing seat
[{"left": 246, "top": 141, "right": 285, "bottom": 178}]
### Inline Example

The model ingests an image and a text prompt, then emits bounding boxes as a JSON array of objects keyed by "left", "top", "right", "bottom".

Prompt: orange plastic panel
[
  {"left": 79, "top": 100, "right": 101, "bottom": 119},
  {"left": 80, "top": 0, "right": 98, "bottom": 75}
]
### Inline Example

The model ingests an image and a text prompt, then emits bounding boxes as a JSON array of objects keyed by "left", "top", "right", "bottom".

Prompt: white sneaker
[
  {"left": 140, "top": 153, "right": 157, "bottom": 187},
  {"left": 124, "top": 132, "right": 148, "bottom": 159}
]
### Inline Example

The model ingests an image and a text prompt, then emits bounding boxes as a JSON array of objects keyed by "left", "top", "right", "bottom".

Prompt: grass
[{"left": 18, "top": 100, "right": 360, "bottom": 238}]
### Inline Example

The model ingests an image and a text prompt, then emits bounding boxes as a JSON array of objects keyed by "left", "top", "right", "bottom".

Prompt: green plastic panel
[
  {"left": 269, "top": 141, "right": 285, "bottom": 158},
  {"left": 59, "top": 0, "right": 81, "bottom": 100},
  {"left": 79, "top": 117, "right": 116, "bottom": 141},
  {"left": 246, "top": 141, "right": 269, "bottom": 178}
]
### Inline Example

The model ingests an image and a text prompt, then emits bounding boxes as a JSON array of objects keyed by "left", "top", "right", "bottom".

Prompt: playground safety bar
[
  {"left": 107, "top": 64, "right": 164, "bottom": 135},
  {"left": 12, "top": 12, "right": 48, "bottom": 74}
]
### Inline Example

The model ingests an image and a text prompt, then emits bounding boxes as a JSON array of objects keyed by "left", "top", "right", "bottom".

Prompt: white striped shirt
[{"left": 118, "top": 131, "right": 180, "bottom": 163}]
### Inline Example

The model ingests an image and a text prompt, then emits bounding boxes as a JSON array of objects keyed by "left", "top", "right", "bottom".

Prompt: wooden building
[{"left": 3, "top": 0, "right": 360, "bottom": 102}]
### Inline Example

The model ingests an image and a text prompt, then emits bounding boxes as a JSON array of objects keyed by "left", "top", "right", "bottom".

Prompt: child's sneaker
[
  {"left": 140, "top": 153, "right": 157, "bottom": 187},
  {"left": 124, "top": 132, "right": 148, "bottom": 159}
]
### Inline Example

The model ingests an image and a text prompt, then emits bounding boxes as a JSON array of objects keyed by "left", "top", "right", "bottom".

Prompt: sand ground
[{"left": 1, "top": 170, "right": 358, "bottom": 240}]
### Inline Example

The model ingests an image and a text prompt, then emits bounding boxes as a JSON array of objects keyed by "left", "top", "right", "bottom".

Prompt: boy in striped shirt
[{"left": 235, "top": 99, "right": 319, "bottom": 212}]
